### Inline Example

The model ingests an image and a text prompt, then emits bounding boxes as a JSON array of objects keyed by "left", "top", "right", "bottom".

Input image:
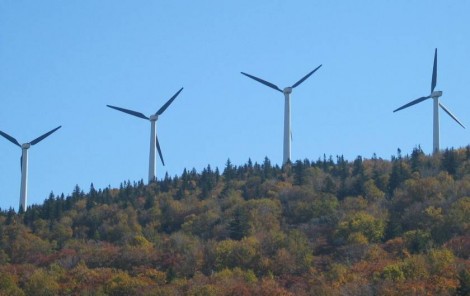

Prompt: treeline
[{"left": 0, "top": 147, "right": 469, "bottom": 295}]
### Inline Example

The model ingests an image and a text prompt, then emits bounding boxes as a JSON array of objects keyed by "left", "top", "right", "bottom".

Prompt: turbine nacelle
[
  {"left": 149, "top": 115, "right": 158, "bottom": 121},
  {"left": 283, "top": 87, "right": 293, "bottom": 95},
  {"left": 431, "top": 91, "right": 443, "bottom": 98},
  {"left": 21, "top": 143, "right": 31, "bottom": 149}
]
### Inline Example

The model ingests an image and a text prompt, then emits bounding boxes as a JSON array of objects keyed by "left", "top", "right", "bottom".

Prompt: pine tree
[
  {"left": 457, "top": 269, "right": 470, "bottom": 296},
  {"left": 229, "top": 206, "right": 250, "bottom": 240},
  {"left": 223, "top": 159, "right": 235, "bottom": 181},
  {"left": 442, "top": 148, "right": 458, "bottom": 175},
  {"left": 293, "top": 160, "right": 306, "bottom": 186},
  {"left": 410, "top": 145, "right": 425, "bottom": 172},
  {"left": 262, "top": 157, "right": 272, "bottom": 180}
]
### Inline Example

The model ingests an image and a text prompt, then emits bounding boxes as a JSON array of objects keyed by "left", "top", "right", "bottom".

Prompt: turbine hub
[
  {"left": 283, "top": 87, "right": 292, "bottom": 94},
  {"left": 149, "top": 115, "right": 158, "bottom": 121},
  {"left": 431, "top": 91, "right": 443, "bottom": 98},
  {"left": 22, "top": 143, "right": 31, "bottom": 149}
]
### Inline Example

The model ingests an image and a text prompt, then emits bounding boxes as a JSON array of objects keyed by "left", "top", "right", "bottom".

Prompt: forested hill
[{"left": 0, "top": 147, "right": 469, "bottom": 295}]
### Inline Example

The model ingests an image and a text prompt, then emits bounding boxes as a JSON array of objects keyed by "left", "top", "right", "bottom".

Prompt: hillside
[{"left": 0, "top": 147, "right": 469, "bottom": 295}]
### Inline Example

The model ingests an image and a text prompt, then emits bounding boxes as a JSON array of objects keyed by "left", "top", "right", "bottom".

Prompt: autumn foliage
[{"left": 0, "top": 147, "right": 469, "bottom": 295}]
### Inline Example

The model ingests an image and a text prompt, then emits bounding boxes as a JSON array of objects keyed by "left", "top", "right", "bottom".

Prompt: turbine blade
[
  {"left": 156, "top": 87, "right": 184, "bottom": 116},
  {"left": 30, "top": 126, "right": 62, "bottom": 146},
  {"left": 0, "top": 130, "right": 21, "bottom": 147},
  {"left": 240, "top": 72, "right": 283, "bottom": 93},
  {"left": 156, "top": 135, "right": 165, "bottom": 166},
  {"left": 431, "top": 48, "right": 437, "bottom": 93},
  {"left": 291, "top": 64, "right": 322, "bottom": 88},
  {"left": 393, "top": 96, "right": 431, "bottom": 112},
  {"left": 439, "top": 103, "right": 466, "bottom": 129},
  {"left": 107, "top": 105, "right": 149, "bottom": 120}
]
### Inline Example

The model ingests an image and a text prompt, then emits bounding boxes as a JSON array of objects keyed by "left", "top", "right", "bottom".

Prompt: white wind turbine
[
  {"left": 0, "top": 126, "right": 62, "bottom": 211},
  {"left": 107, "top": 87, "right": 183, "bottom": 183},
  {"left": 241, "top": 65, "right": 322, "bottom": 165},
  {"left": 394, "top": 49, "right": 465, "bottom": 154}
]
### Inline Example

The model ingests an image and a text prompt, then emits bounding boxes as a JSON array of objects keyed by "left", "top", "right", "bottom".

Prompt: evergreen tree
[
  {"left": 229, "top": 206, "right": 250, "bottom": 240},
  {"left": 457, "top": 269, "right": 470, "bottom": 296},
  {"left": 161, "top": 172, "right": 171, "bottom": 192},
  {"left": 410, "top": 145, "right": 425, "bottom": 172},
  {"left": 442, "top": 148, "right": 459, "bottom": 175},
  {"left": 223, "top": 159, "right": 235, "bottom": 181},
  {"left": 388, "top": 150, "right": 410, "bottom": 195},
  {"left": 5, "top": 208, "right": 15, "bottom": 225},
  {"left": 293, "top": 160, "right": 306, "bottom": 186},
  {"left": 262, "top": 157, "right": 272, "bottom": 180}
]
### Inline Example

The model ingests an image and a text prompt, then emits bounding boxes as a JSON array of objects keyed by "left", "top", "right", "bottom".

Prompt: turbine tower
[
  {"left": 241, "top": 65, "right": 322, "bottom": 164},
  {"left": 393, "top": 49, "right": 465, "bottom": 154},
  {"left": 0, "top": 126, "right": 62, "bottom": 211},
  {"left": 107, "top": 87, "right": 183, "bottom": 183}
]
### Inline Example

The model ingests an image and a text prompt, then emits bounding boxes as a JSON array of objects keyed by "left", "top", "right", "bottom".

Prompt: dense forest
[{"left": 0, "top": 146, "right": 469, "bottom": 295}]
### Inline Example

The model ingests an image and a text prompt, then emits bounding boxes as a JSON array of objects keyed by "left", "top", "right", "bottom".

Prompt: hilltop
[{"left": 0, "top": 147, "right": 469, "bottom": 295}]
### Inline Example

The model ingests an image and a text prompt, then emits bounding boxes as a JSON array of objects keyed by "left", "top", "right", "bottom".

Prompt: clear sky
[{"left": 1, "top": 1, "right": 469, "bottom": 210}]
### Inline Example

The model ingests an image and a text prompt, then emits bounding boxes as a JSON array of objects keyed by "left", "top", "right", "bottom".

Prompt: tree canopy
[{"left": 0, "top": 146, "right": 469, "bottom": 295}]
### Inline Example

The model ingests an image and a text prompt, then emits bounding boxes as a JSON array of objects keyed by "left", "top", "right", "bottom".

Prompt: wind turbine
[
  {"left": 393, "top": 49, "right": 465, "bottom": 154},
  {"left": 0, "top": 126, "right": 62, "bottom": 211},
  {"left": 107, "top": 87, "right": 183, "bottom": 183},
  {"left": 241, "top": 65, "right": 322, "bottom": 165}
]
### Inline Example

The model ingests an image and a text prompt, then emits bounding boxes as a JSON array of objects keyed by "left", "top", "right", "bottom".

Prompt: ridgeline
[{"left": 1, "top": 147, "right": 469, "bottom": 295}]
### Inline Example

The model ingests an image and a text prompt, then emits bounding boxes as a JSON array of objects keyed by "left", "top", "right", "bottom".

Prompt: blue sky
[{"left": 1, "top": 1, "right": 469, "bottom": 210}]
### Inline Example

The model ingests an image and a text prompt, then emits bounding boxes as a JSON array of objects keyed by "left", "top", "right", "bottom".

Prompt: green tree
[
  {"left": 23, "top": 269, "right": 59, "bottom": 296},
  {"left": 336, "top": 211, "right": 385, "bottom": 244},
  {"left": 388, "top": 153, "right": 411, "bottom": 195},
  {"left": 223, "top": 159, "right": 236, "bottom": 181},
  {"left": 457, "top": 269, "right": 470, "bottom": 296},
  {"left": 0, "top": 273, "right": 24, "bottom": 296},
  {"left": 442, "top": 148, "right": 459, "bottom": 175},
  {"left": 229, "top": 206, "right": 250, "bottom": 240},
  {"left": 403, "top": 230, "right": 433, "bottom": 253}
]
